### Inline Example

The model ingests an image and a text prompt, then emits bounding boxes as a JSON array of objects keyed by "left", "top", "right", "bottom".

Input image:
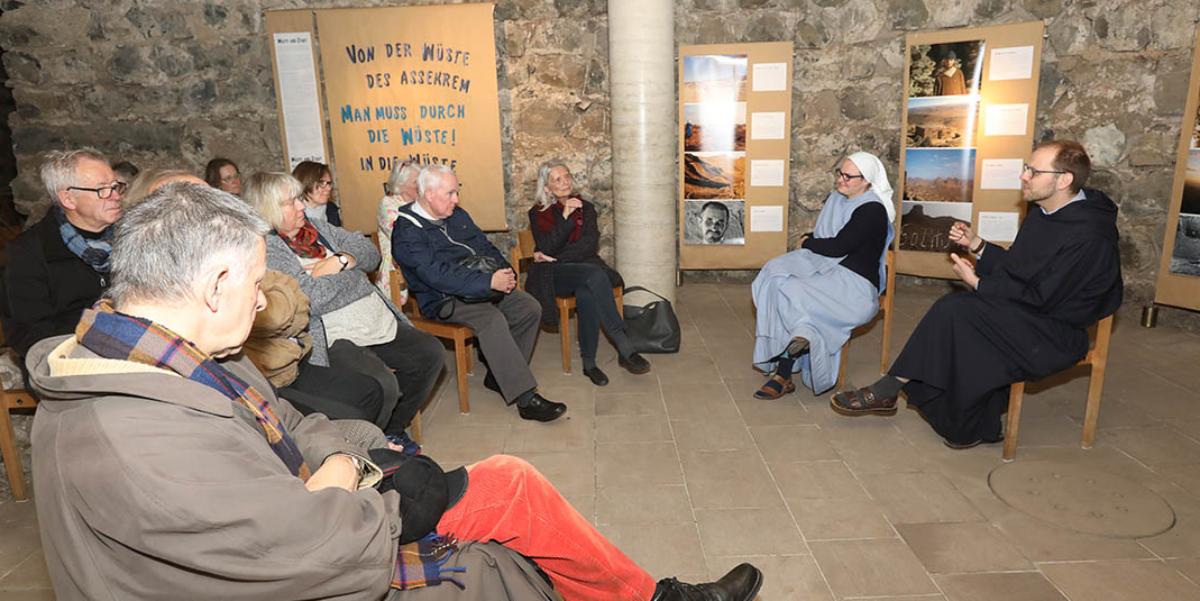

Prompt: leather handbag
[{"left": 622, "top": 286, "right": 681, "bottom": 354}]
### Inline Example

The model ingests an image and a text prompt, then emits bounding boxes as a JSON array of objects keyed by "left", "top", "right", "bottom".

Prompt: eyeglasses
[
  {"left": 1022, "top": 164, "right": 1065, "bottom": 177},
  {"left": 315, "top": 179, "right": 333, "bottom": 189},
  {"left": 220, "top": 174, "right": 241, "bottom": 183},
  {"left": 835, "top": 169, "right": 865, "bottom": 182},
  {"left": 67, "top": 181, "right": 127, "bottom": 199}
]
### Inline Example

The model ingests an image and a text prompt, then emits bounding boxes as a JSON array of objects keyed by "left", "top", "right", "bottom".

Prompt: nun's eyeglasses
[{"left": 835, "top": 169, "right": 865, "bottom": 182}]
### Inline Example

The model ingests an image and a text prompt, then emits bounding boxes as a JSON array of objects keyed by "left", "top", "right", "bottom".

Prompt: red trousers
[{"left": 437, "top": 455, "right": 657, "bottom": 601}]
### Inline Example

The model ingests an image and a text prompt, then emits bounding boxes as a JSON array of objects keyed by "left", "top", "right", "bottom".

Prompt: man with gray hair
[
  {"left": 28, "top": 182, "right": 763, "bottom": 601},
  {"left": 392, "top": 164, "right": 566, "bottom": 422},
  {"left": 3, "top": 148, "right": 127, "bottom": 358}
]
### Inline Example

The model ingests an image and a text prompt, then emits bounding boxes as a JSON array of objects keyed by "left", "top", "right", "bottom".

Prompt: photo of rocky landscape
[
  {"left": 907, "top": 96, "right": 976, "bottom": 148},
  {"left": 684, "top": 102, "right": 746, "bottom": 152},
  {"left": 684, "top": 152, "right": 745, "bottom": 200},
  {"left": 1170, "top": 149, "right": 1200, "bottom": 276},
  {"left": 899, "top": 200, "right": 973, "bottom": 252},
  {"left": 902, "top": 147, "right": 976, "bottom": 203}
]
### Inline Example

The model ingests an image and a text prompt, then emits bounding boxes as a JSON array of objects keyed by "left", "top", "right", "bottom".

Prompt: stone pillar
[{"left": 608, "top": 0, "right": 677, "bottom": 302}]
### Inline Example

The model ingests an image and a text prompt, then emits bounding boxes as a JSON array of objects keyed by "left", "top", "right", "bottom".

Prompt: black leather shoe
[
  {"left": 583, "top": 366, "right": 609, "bottom": 386},
  {"left": 517, "top": 394, "right": 567, "bottom": 422},
  {"left": 650, "top": 563, "right": 762, "bottom": 601},
  {"left": 618, "top": 352, "right": 651, "bottom": 375},
  {"left": 483, "top": 371, "right": 501, "bottom": 394}
]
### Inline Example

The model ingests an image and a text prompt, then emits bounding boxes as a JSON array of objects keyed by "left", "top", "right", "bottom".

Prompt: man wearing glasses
[
  {"left": 831, "top": 140, "right": 1123, "bottom": 449},
  {"left": 3, "top": 148, "right": 126, "bottom": 359}
]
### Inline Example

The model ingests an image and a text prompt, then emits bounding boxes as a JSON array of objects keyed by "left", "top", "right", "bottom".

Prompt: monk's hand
[
  {"left": 305, "top": 454, "right": 359, "bottom": 492},
  {"left": 949, "top": 253, "right": 979, "bottom": 289},
  {"left": 948, "top": 222, "right": 979, "bottom": 250},
  {"left": 533, "top": 251, "right": 557, "bottom": 263}
]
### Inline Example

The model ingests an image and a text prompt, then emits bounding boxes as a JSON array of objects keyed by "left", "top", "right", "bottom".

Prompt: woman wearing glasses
[
  {"left": 292, "top": 161, "right": 342, "bottom": 227},
  {"left": 243, "top": 172, "right": 445, "bottom": 455},
  {"left": 751, "top": 152, "right": 894, "bottom": 399},
  {"left": 204, "top": 158, "right": 243, "bottom": 196}
]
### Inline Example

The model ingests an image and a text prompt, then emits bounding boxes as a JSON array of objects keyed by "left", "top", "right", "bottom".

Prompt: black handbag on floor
[{"left": 622, "top": 286, "right": 681, "bottom": 354}]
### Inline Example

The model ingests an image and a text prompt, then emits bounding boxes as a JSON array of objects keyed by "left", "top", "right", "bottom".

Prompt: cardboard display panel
[
  {"left": 267, "top": 4, "right": 506, "bottom": 234},
  {"left": 1153, "top": 26, "right": 1200, "bottom": 312},
  {"left": 896, "top": 21, "right": 1044, "bottom": 278},
  {"left": 678, "top": 42, "right": 793, "bottom": 270},
  {"left": 265, "top": 10, "right": 330, "bottom": 173}
]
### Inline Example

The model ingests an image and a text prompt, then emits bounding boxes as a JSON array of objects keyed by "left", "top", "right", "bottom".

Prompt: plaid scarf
[
  {"left": 55, "top": 206, "right": 113, "bottom": 273},
  {"left": 75, "top": 301, "right": 311, "bottom": 481},
  {"left": 278, "top": 221, "right": 328, "bottom": 259},
  {"left": 392, "top": 533, "right": 466, "bottom": 591}
]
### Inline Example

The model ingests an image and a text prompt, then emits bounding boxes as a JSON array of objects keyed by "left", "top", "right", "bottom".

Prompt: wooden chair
[
  {"left": 510, "top": 229, "right": 623, "bottom": 374},
  {"left": 836, "top": 249, "right": 896, "bottom": 390},
  {"left": 1003, "top": 314, "right": 1114, "bottom": 461},
  {"left": 0, "top": 343, "right": 36, "bottom": 501},
  {"left": 389, "top": 270, "right": 474, "bottom": 415}
]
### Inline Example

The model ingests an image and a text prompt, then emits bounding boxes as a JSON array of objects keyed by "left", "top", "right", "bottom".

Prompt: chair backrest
[
  {"left": 511, "top": 229, "right": 536, "bottom": 287},
  {"left": 881, "top": 248, "right": 896, "bottom": 300},
  {"left": 388, "top": 270, "right": 423, "bottom": 318}
]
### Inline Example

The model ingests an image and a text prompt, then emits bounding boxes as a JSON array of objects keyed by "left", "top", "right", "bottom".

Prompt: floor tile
[
  {"left": 670, "top": 418, "right": 756, "bottom": 451},
  {"left": 707, "top": 554, "right": 833, "bottom": 601},
  {"left": 694, "top": 507, "right": 806, "bottom": 556},
  {"left": 595, "top": 484, "right": 694, "bottom": 526},
  {"left": 1040, "top": 559, "right": 1200, "bottom": 601},
  {"left": 858, "top": 472, "right": 983, "bottom": 524},
  {"left": 790, "top": 498, "right": 896, "bottom": 541},
  {"left": 772, "top": 461, "right": 869, "bottom": 503},
  {"left": 680, "top": 449, "right": 785, "bottom": 509},
  {"left": 595, "top": 442, "right": 683, "bottom": 488},
  {"left": 595, "top": 413, "right": 673, "bottom": 444},
  {"left": 751, "top": 424, "right": 841, "bottom": 463},
  {"left": 809, "top": 538, "right": 939, "bottom": 598},
  {"left": 896, "top": 522, "right": 1032, "bottom": 573},
  {"left": 598, "top": 522, "right": 708, "bottom": 578},
  {"left": 933, "top": 572, "right": 1066, "bottom": 601}
]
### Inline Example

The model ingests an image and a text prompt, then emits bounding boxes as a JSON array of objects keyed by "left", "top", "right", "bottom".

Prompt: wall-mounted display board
[
  {"left": 678, "top": 42, "right": 793, "bottom": 270},
  {"left": 1153, "top": 25, "right": 1200, "bottom": 312},
  {"left": 266, "top": 4, "right": 506, "bottom": 233},
  {"left": 264, "top": 11, "right": 329, "bottom": 171},
  {"left": 895, "top": 21, "right": 1044, "bottom": 278}
]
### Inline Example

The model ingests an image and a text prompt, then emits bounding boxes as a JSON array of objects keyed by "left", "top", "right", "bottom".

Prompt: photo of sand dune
[
  {"left": 1169, "top": 149, "right": 1200, "bottom": 276},
  {"left": 899, "top": 200, "right": 973, "bottom": 252},
  {"left": 684, "top": 102, "right": 747, "bottom": 152},
  {"left": 684, "top": 152, "right": 745, "bottom": 200},
  {"left": 903, "top": 148, "right": 976, "bottom": 203},
  {"left": 907, "top": 97, "right": 977, "bottom": 148},
  {"left": 682, "top": 54, "right": 747, "bottom": 104}
]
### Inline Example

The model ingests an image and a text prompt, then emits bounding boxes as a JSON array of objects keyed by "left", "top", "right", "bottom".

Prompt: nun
[{"left": 751, "top": 152, "right": 895, "bottom": 399}]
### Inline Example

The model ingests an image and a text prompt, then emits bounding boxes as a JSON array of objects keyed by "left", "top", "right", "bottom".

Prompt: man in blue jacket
[{"left": 392, "top": 164, "right": 566, "bottom": 422}]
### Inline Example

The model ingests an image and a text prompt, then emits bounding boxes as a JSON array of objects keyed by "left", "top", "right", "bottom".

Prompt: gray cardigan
[{"left": 265, "top": 219, "right": 409, "bottom": 366}]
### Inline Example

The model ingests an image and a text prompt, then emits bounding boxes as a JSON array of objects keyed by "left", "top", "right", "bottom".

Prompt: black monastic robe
[{"left": 890, "top": 188, "right": 1124, "bottom": 445}]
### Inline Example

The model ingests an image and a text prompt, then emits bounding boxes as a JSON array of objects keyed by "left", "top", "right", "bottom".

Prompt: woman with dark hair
[
  {"left": 204, "top": 158, "right": 242, "bottom": 196},
  {"left": 292, "top": 160, "right": 342, "bottom": 227},
  {"left": 526, "top": 160, "right": 650, "bottom": 386}
]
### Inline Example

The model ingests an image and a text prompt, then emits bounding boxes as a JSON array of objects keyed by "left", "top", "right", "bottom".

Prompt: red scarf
[
  {"left": 279, "top": 221, "right": 327, "bottom": 259},
  {"left": 536, "top": 199, "right": 583, "bottom": 243}
]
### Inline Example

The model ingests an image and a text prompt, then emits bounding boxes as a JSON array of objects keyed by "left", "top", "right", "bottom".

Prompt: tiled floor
[{"left": 3, "top": 282, "right": 1200, "bottom": 600}]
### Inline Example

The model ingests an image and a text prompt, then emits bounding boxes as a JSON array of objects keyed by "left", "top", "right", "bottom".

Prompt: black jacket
[
  {"left": 526, "top": 200, "right": 622, "bottom": 327},
  {"left": 2, "top": 213, "right": 108, "bottom": 357}
]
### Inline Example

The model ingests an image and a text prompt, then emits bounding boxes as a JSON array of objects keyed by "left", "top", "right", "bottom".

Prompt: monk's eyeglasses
[{"left": 1022, "top": 164, "right": 1065, "bottom": 177}]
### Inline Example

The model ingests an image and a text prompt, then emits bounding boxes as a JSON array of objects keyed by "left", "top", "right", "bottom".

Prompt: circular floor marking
[{"left": 989, "top": 460, "right": 1175, "bottom": 538}]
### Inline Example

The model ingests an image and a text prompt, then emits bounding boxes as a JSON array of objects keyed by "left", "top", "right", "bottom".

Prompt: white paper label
[
  {"left": 751, "top": 62, "right": 788, "bottom": 92},
  {"left": 988, "top": 46, "right": 1035, "bottom": 81},
  {"left": 749, "top": 159, "right": 785, "bottom": 187},
  {"left": 983, "top": 103, "right": 1029, "bottom": 137},
  {"left": 750, "top": 206, "right": 784, "bottom": 232},
  {"left": 977, "top": 211, "right": 1020, "bottom": 242},
  {"left": 979, "top": 158, "right": 1024, "bottom": 190},
  {"left": 750, "top": 112, "right": 786, "bottom": 140}
]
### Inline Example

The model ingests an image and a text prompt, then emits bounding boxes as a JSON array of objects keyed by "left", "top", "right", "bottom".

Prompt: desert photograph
[
  {"left": 684, "top": 152, "right": 746, "bottom": 200},
  {"left": 902, "top": 147, "right": 976, "bottom": 203},
  {"left": 684, "top": 102, "right": 747, "bottom": 152},
  {"left": 907, "top": 96, "right": 977, "bottom": 148}
]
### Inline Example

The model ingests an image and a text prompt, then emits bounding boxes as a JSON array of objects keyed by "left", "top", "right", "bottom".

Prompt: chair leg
[
  {"left": 559, "top": 304, "right": 572, "bottom": 374},
  {"left": 0, "top": 401, "right": 28, "bottom": 501},
  {"left": 453, "top": 334, "right": 471, "bottom": 414},
  {"left": 879, "top": 305, "right": 893, "bottom": 375},
  {"left": 836, "top": 338, "right": 851, "bottom": 391},
  {"left": 410, "top": 411, "right": 423, "bottom": 444},
  {"left": 1003, "top": 382, "right": 1025, "bottom": 461},
  {"left": 465, "top": 341, "right": 474, "bottom": 376},
  {"left": 1081, "top": 363, "right": 1106, "bottom": 449}
]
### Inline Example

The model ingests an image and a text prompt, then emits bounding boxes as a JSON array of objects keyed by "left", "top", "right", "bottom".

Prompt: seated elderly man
[
  {"left": 392, "top": 164, "right": 565, "bottom": 422},
  {"left": 28, "top": 182, "right": 762, "bottom": 601},
  {"left": 3, "top": 148, "right": 125, "bottom": 358}
]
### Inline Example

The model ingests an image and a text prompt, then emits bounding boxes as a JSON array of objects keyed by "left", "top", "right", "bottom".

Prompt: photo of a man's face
[
  {"left": 700, "top": 203, "right": 730, "bottom": 243},
  {"left": 684, "top": 200, "right": 744, "bottom": 246}
]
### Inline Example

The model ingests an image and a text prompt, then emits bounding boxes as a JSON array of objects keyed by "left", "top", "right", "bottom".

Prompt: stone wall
[{"left": 0, "top": 0, "right": 1198, "bottom": 324}]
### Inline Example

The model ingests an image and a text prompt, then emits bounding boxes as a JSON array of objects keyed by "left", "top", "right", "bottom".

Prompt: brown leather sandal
[
  {"left": 754, "top": 375, "right": 796, "bottom": 400},
  {"left": 830, "top": 387, "right": 898, "bottom": 416}
]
